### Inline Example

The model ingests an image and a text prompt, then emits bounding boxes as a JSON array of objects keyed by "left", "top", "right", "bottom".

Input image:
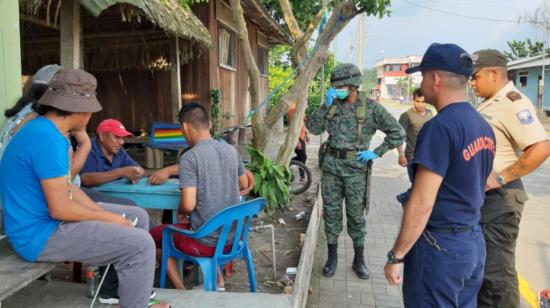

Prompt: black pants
[
  {"left": 293, "top": 139, "right": 307, "bottom": 178},
  {"left": 80, "top": 187, "right": 137, "bottom": 299},
  {"left": 478, "top": 180, "right": 528, "bottom": 308}
]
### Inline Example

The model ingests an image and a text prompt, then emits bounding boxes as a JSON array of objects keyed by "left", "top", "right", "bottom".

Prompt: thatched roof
[
  {"left": 19, "top": 0, "right": 213, "bottom": 71},
  {"left": 20, "top": 0, "right": 213, "bottom": 49},
  {"left": 242, "top": 0, "right": 291, "bottom": 45}
]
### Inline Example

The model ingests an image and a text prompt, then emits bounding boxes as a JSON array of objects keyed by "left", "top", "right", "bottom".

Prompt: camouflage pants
[
  {"left": 321, "top": 169, "right": 370, "bottom": 246},
  {"left": 478, "top": 181, "right": 528, "bottom": 308}
]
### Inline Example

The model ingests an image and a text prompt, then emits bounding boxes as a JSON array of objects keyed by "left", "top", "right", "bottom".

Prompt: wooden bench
[{"left": 0, "top": 236, "right": 56, "bottom": 307}]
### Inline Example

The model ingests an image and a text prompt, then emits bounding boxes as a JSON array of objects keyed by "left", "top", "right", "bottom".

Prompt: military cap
[
  {"left": 330, "top": 63, "right": 362, "bottom": 87},
  {"left": 471, "top": 49, "right": 508, "bottom": 74}
]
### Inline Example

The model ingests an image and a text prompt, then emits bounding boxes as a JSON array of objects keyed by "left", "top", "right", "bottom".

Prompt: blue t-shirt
[
  {"left": 0, "top": 117, "right": 70, "bottom": 261},
  {"left": 409, "top": 102, "right": 495, "bottom": 229},
  {"left": 80, "top": 138, "right": 138, "bottom": 175}
]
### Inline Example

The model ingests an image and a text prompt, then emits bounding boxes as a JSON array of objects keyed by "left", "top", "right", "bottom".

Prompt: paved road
[{"left": 307, "top": 101, "right": 550, "bottom": 307}]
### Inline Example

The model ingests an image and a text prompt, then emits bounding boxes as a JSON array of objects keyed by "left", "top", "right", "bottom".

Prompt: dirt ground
[
  {"left": 50, "top": 137, "right": 321, "bottom": 295},
  {"left": 223, "top": 158, "right": 320, "bottom": 293},
  {"left": 149, "top": 146, "right": 322, "bottom": 294}
]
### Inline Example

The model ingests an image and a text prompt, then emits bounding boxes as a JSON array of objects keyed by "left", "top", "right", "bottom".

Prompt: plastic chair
[{"left": 160, "top": 198, "right": 266, "bottom": 292}]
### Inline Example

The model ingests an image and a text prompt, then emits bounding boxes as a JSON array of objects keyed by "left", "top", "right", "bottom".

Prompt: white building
[{"left": 375, "top": 56, "right": 422, "bottom": 99}]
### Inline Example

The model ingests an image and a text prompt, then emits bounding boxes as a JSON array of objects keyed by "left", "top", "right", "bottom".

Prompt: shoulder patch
[
  {"left": 516, "top": 109, "right": 534, "bottom": 125},
  {"left": 506, "top": 91, "right": 522, "bottom": 102}
]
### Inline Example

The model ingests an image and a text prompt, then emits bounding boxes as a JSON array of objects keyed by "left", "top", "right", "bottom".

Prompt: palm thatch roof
[
  {"left": 19, "top": 0, "right": 213, "bottom": 71},
  {"left": 21, "top": 0, "right": 212, "bottom": 48},
  {"left": 241, "top": 0, "right": 291, "bottom": 45}
]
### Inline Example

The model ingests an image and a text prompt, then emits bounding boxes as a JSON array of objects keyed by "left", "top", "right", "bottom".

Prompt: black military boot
[
  {"left": 322, "top": 243, "right": 338, "bottom": 277},
  {"left": 352, "top": 246, "right": 370, "bottom": 279}
]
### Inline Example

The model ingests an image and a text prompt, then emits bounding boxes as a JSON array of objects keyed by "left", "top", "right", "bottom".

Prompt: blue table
[{"left": 93, "top": 177, "right": 181, "bottom": 223}]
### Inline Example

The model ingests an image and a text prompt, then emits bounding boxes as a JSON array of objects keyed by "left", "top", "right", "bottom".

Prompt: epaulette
[{"left": 506, "top": 91, "right": 522, "bottom": 102}]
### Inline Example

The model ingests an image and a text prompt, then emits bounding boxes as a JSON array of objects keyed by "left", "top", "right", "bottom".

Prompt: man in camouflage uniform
[{"left": 306, "top": 63, "right": 405, "bottom": 279}]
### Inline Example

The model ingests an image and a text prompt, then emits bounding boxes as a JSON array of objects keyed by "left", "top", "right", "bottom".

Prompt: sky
[{"left": 331, "top": 0, "right": 548, "bottom": 69}]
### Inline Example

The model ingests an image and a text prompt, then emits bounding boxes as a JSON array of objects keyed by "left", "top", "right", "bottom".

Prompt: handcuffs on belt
[{"left": 422, "top": 230, "right": 447, "bottom": 252}]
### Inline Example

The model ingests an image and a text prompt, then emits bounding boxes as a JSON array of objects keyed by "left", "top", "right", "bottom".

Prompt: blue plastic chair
[{"left": 160, "top": 198, "right": 266, "bottom": 292}]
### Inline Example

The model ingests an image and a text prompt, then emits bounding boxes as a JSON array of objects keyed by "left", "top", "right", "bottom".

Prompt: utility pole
[{"left": 358, "top": 13, "right": 365, "bottom": 72}]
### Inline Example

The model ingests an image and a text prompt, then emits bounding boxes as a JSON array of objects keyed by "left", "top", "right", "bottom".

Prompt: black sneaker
[{"left": 99, "top": 290, "right": 157, "bottom": 305}]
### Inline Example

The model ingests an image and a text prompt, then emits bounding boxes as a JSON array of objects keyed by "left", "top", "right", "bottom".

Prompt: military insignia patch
[
  {"left": 516, "top": 109, "right": 533, "bottom": 125},
  {"left": 507, "top": 91, "right": 522, "bottom": 101}
]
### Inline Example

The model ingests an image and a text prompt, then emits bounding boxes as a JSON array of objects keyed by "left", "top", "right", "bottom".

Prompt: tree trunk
[
  {"left": 229, "top": 0, "right": 359, "bottom": 160},
  {"left": 274, "top": 46, "right": 328, "bottom": 165},
  {"left": 271, "top": 2, "right": 359, "bottom": 165},
  {"left": 228, "top": 0, "right": 265, "bottom": 152}
]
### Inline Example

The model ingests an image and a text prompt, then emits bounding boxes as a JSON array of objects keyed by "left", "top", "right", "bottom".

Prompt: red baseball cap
[{"left": 96, "top": 119, "right": 133, "bottom": 137}]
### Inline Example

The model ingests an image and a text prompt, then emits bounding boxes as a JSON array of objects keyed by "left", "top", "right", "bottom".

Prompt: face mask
[{"left": 335, "top": 89, "right": 349, "bottom": 100}]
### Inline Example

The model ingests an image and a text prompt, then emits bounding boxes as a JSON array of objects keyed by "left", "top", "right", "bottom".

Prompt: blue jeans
[{"left": 403, "top": 226, "right": 485, "bottom": 308}]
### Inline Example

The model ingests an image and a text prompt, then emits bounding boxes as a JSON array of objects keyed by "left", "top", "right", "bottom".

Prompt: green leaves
[
  {"left": 503, "top": 39, "right": 550, "bottom": 61},
  {"left": 246, "top": 146, "right": 292, "bottom": 215},
  {"left": 210, "top": 89, "right": 222, "bottom": 139},
  {"left": 357, "top": 0, "right": 392, "bottom": 18},
  {"left": 268, "top": 46, "right": 335, "bottom": 118}
]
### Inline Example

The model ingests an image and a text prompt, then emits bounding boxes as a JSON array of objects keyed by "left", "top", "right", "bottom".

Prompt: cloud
[{"left": 332, "top": 0, "right": 545, "bottom": 68}]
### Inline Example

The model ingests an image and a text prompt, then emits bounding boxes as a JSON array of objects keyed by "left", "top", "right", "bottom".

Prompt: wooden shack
[{"left": 19, "top": 0, "right": 290, "bottom": 133}]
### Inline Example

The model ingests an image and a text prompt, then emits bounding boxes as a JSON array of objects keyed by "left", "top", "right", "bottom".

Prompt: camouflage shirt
[{"left": 306, "top": 97, "right": 405, "bottom": 175}]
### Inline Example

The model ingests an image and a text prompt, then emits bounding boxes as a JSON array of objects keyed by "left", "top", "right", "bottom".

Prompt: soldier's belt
[{"left": 326, "top": 146, "right": 358, "bottom": 160}]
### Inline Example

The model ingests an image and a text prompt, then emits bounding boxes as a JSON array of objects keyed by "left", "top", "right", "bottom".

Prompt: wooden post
[
  {"left": 60, "top": 0, "right": 81, "bottom": 69},
  {"left": 170, "top": 37, "right": 181, "bottom": 122},
  {"left": 0, "top": 0, "right": 22, "bottom": 127}
]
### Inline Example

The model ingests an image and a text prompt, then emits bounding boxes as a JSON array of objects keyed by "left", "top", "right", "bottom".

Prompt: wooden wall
[
  {"left": 182, "top": 0, "right": 269, "bottom": 129},
  {"left": 88, "top": 70, "right": 173, "bottom": 133},
  {"left": 20, "top": 0, "right": 271, "bottom": 133},
  {"left": 181, "top": 3, "right": 211, "bottom": 111}
]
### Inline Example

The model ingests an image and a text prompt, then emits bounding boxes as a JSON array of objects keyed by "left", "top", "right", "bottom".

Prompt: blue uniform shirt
[
  {"left": 80, "top": 138, "right": 138, "bottom": 175},
  {"left": 409, "top": 102, "right": 495, "bottom": 228},
  {"left": 0, "top": 117, "right": 69, "bottom": 261}
]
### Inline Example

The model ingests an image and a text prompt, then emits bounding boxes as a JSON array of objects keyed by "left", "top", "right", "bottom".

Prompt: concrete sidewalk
[
  {"left": 2, "top": 280, "right": 294, "bottom": 308},
  {"left": 307, "top": 128, "right": 408, "bottom": 308},
  {"left": 306, "top": 101, "right": 549, "bottom": 308}
]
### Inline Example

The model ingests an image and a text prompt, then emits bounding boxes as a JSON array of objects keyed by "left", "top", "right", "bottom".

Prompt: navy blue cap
[{"left": 406, "top": 43, "right": 473, "bottom": 76}]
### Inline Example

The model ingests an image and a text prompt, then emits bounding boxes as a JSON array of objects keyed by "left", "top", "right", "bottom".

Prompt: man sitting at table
[
  {"left": 79, "top": 118, "right": 149, "bottom": 304},
  {"left": 150, "top": 102, "right": 249, "bottom": 290},
  {"left": 80, "top": 118, "right": 144, "bottom": 187},
  {"left": 0, "top": 68, "right": 168, "bottom": 308}
]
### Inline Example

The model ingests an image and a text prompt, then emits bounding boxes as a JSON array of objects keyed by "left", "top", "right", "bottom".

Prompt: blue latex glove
[
  {"left": 356, "top": 150, "right": 379, "bottom": 163},
  {"left": 325, "top": 87, "right": 337, "bottom": 107}
]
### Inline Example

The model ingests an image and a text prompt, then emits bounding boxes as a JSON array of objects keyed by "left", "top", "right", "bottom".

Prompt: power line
[{"left": 397, "top": 0, "right": 544, "bottom": 24}]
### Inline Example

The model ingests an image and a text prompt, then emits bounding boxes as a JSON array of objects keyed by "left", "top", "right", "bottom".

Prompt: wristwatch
[
  {"left": 386, "top": 250, "right": 404, "bottom": 264},
  {"left": 496, "top": 172, "right": 506, "bottom": 186}
]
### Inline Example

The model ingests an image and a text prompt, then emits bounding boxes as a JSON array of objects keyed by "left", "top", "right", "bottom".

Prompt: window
[
  {"left": 258, "top": 47, "right": 268, "bottom": 75},
  {"left": 385, "top": 64, "right": 401, "bottom": 72},
  {"left": 519, "top": 71, "right": 528, "bottom": 88},
  {"left": 219, "top": 25, "right": 236, "bottom": 68}
]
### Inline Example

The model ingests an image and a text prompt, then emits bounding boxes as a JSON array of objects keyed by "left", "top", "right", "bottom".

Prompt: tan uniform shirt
[{"left": 477, "top": 81, "right": 548, "bottom": 172}]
